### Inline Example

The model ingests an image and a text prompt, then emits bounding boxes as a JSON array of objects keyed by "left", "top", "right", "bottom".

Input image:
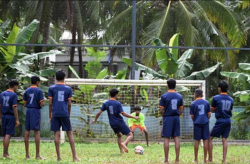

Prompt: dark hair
[
  {"left": 109, "top": 89, "right": 119, "bottom": 97},
  {"left": 31, "top": 76, "right": 41, "bottom": 84},
  {"left": 56, "top": 70, "right": 66, "bottom": 81},
  {"left": 218, "top": 80, "right": 228, "bottom": 92},
  {"left": 167, "top": 78, "right": 176, "bottom": 89},
  {"left": 9, "top": 79, "right": 19, "bottom": 88},
  {"left": 134, "top": 106, "right": 142, "bottom": 111},
  {"left": 195, "top": 89, "right": 203, "bottom": 97}
]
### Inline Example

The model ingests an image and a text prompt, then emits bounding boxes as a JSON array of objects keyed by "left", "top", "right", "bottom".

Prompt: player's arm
[
  {"left": 121, "top": 112, "right": 138, "bottom": 120},
  {"left": 211, "top": 97, "right": 216, "bottom": 113},
  {"left": 140, "top": 114, "right": 145, "bottom": 127},
  {"left": 207, "top": 103, "right": 211, "bottom": 119},
  {"left": 190, "top": 104, "right": 194, "bottom": 121},
  {"left": 93, "top": 110, "right": 103, "bottom": 123},
  {"left": 179, "top": 97, "right": 184, "bottom": 114},
  {"left": 49, "top": 98, "right": 52, "bottom": 121},
  {"left": 23, "top": 91, "right": 27, "bottom": 107},
  {"left": 13, "top": 106, "right": 20, "bottom": 127},
  {"left": 0, "top": 104, "right": 2, "bottom": 121},
  {"left": 159, "top": 96, "right": 165, "bottom": 116},
  {"left": 39, "top": 90, "right": 45, "bottom": 107},
  {"left": 68, "top": 99, "right": 72, "bottom": 116}
]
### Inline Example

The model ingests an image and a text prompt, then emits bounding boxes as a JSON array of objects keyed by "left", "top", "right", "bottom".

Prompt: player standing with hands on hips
[
  {"left": 23, "top": 76, "right": 45, "bottom": 160},
  {"left": 48, "top": 70, "right": 80, "bottom": 162},
  {"left": 93, "top": 89, "right": 139, "bottom": 153},
  {"left": 159, "top": 79, "right": 183, "bottom": 164},
  {"left": 0, "top": 80, "right": 20, "bottom": 158},
  {"left": 208, "top": 81, "right": 234, "bottom": 163}
]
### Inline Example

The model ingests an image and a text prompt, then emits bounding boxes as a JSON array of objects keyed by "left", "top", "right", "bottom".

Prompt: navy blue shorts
[
  {"left": 2, "top": 115, "right": 15, "bottom": 136},
  {"left": 51, "top": 117, "right": 72, "bottom": 132},
  {"left": 193, "top": 123, "right": 209, "bottom": 140},
  {"left": 25, "top": 108, "right": 41, "bottom": 131},
  {"left": 162, "top": 116, "right": 180, "bottom": 138},
  {"left": 111, "top": 122, "right": 131, "bottom": 135},
  {"left": 211, "top": 118, "right": 231, "bottom": 138}
]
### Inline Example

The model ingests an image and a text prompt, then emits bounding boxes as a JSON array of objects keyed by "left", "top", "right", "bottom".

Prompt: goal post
[{"left": 63, "top": 79, "right": 206, "bottom": 142}]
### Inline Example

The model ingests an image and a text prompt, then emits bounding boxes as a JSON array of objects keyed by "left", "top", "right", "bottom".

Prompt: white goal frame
[{"left": 60, "top": 79, "right": 206, "bottom": 143}]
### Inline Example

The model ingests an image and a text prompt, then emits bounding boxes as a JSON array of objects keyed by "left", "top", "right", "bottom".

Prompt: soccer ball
[{"left": 134, "top": 145, "right": 144, "bottom": 155}]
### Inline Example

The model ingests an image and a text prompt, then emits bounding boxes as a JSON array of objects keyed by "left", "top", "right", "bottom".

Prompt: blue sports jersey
[
  {"left": 190, "top": 98, "right": 211, "bottom": 125},
  {"left": 0, "top": 89, "right": 18, "bottom": 115},
  {"left": 101, "top": 99, "right": 125, "bottom": 126},
  {"left": 23, "top": 86, "right": 44, "bottom": 109},
  {"left": 159, "top": 90, "right": 183, "bottom": 116},
  {"left": 211, "top": 93, "right": 234, "bottom": 119},
  {"left": 48, "top": 83, "right": 72, "bottom": 117}
]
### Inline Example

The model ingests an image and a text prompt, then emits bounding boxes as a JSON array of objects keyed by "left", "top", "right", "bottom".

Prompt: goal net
[{"left": 65, "top": 79, "right": 206, "bottom": 142}]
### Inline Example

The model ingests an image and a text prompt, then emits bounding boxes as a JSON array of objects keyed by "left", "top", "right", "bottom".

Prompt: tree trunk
[{"left": 68, "top": 22, "right": 76, "bottom": 78}]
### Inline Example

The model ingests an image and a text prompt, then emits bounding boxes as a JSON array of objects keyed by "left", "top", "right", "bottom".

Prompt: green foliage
[
  {"left": 69, "top": 65, "right": 80, "bottom": 79},
  {"left": 85, "top": 61, "right": 102, "bottom": 79}
]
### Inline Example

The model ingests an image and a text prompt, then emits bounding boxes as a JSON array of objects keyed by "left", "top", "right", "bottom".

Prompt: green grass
[{"left": 0, "top": 142, "right": 249, "bottom": 163}]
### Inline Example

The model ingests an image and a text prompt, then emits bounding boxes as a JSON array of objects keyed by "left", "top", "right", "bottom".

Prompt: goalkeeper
[{"left": 128, "top": 106, "right": 149, "bottom": 146}]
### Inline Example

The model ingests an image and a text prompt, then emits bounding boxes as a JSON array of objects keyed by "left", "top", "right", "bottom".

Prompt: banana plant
[
  {"left": 221, "top": 63, "right": 250, "bottom": 124},
  {"left": 123, "top": 33, "right": 221, "bottom": 80}
]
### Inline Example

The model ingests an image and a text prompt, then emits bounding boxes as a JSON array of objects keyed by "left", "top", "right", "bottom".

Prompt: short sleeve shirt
[
  {"left": 48, "top": 83, "right": 72, "bottom": 117},
  {"left": 23, "top": 86, "right": 44, "bottom": 109},
  {"left": 0, "top": 90, "right": 18, "bottom": 115},
  {"left": 101, "top": 99, "right": 124, "bottom": 126},
  {"left": 190, "top": 98, "right": 211, "bottom": 125},
  {"left": 159, "top": 90, "right": 183, "bottom": 116},
  {"left": 211, "top": 93, "right": 234, "bottom": 119}
]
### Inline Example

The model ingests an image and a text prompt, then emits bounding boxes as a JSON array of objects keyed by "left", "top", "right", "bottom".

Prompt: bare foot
[
  {"left": 164, "top": 160, "right": 169, "bottom": 164},
  {"left": 204, "top": 160, "right": 207, "bottom": 163},
  {"left": 207, "top": 160, "right": 213, "bottom": 163},
  {"left": 175, "top": 160, "right": 180, "bottom": 164},
  {"left": 36, "top": 156, "right": 46, "bottom": 160},
  {"left": 3, "top": 155, "right": 10, "bottom": 158},
  {"left": 26, "top": 155, "right": 31, "bottom": 159},
  {"left": 73, "top": 157, "right": 80, "bottom": 162},
  {"left": 57, "top": 157, "right": 61, "bottom": 162},
  {"left": 193, "top": 160, "right": 198, "bottom": 163},
  {"left": 222, "top": 160, "right": 227, "bottom": 164},
  {"left": 120, "top": 143, "right": 128, "bottom": 153}
]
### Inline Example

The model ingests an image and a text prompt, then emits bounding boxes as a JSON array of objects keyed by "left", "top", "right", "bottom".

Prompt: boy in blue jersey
[
  {"left": 48, "top": 70, "right": 79, "bottom": 162},
  {"left": 0, "top": 80, "right": 20, "bottom": 158},
  {"left": 159, "top": 79, "right": 183, "bottom": 164},
  {"left": 208, "top": 81, "right": 234, "bottom": 163},
  {"left": 23, "top": 76, "right": 45, "bottom": 160},
  {"left": 93, "top": 89, "right": 138, "bottom": 153},
  {"left": 190, "top": 89, "right": 211, "bottom": 163}
]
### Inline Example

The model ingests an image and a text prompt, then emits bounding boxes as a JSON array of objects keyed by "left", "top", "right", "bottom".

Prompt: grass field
[{"left": 0, "top": 142, "right": 249, "bottom": 164}]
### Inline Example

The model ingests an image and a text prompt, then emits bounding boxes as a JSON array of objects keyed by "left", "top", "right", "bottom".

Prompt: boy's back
[
  {"left": 101, "top": 99, "right": 125, "bottom": 126},
  {"left": 160, "top": 91, "right": 183, "bottom": 116},
  {"left": 23, "top": 86, "right": 44, "bottom": 109},
  {"left": 190, "top": 98, "right": 211, "bottom": 125},
  {"left": 0, "top": 89, "right": 17, "bottom": 115},
  {"left": 48, "top": 82, "right": 72, "bottom": 117},
  {"left": 212, "top": 94, "right": 234, "bottom": 119}
]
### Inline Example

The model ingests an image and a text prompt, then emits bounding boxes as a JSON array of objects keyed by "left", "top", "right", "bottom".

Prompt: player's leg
[
  {"left": 116, "top": 132, "right": 124, "bottom": 153},
  {"left": 54, "top": 131, "right": 61, "bottom": 161},
  {"left": 208, "top": 136, "right": 213, "bottom": 162},
  {"left": 143, "top": 128, "right": 149, "bottom": 147},
  {"left": 34, "top": 130, "right": 45, "bottom": 160},
  {"left": 24, "top": 130, "right": 30, "bottom": 159},
  {"left": 62, "top": 117, "right": 79, "bottom": 162},
  {"left": 120, "top": 124, "right": 133, "bottom": 153},
  {"left": 194, "top": 140, "right": 199, "bottom": 163},
  {"left": 24, "top": 109, "right": 31, "bottom": 159},
  {"left": 203, "top": 139, "right": 208, "bottom": 163},
  {"left": 164, "top": 137, "right": 170, "bottom": 163},
  {"left": 222, "top": 138, "right": 228, "bottom": 163},
  {"left": 173, "top": 136, "right": 180, "bottom": 163},
  {"left": 3, "top": 135, "right": 11, "bottom": 157}
]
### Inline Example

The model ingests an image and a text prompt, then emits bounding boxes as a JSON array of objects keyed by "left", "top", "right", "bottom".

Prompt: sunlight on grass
[{"left": 0, "top": 142, "right": 249, "bottom": 163}]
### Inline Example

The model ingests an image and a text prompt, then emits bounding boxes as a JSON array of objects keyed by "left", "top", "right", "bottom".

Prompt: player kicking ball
[
  {"left": 93, "top": 89, "right": 138, "bottom": 153},
  {"left": 190, "top": 89, "right": 211, "bottom": 163},
  {"left": 48, "top": 70, "right": 80, "bottom": 162},
  {"left": 23, "top": 76, "right": 45, "bottom": 160},
  {"left": 208, "top": 81, "right": 234, "bottom": 163},
  {"left": 159, "top": 79, "right": 183, "bottom": 164},
  {"left": 0, "top": 80, "right": 20, "bottom": 158},
  {"left": 128, "top": 106, "right": 149, "bottom": 147}
]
